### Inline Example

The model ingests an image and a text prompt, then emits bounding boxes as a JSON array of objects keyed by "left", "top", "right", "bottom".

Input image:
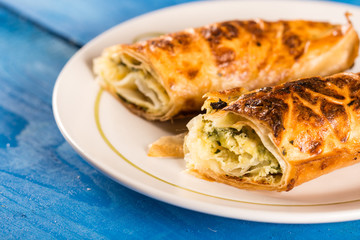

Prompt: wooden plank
[
  {"left": 1, "top": 1, "right": 360, "bottom": 239},
  {"left": 0, "top": 6, "right": 252, "bottom": 239},
  {"left": 0, "top": 0, "right": 201, "bottom": 45}
]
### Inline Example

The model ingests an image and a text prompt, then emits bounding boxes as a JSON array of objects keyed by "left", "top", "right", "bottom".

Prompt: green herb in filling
[{"left": 202, "top": 120, "right": 282, "bottom": 183}]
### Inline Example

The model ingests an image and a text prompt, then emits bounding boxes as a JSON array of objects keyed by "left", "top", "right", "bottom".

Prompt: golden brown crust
[
  {"left": 188, "top": 169, "right": 282, "bottom": 191},
  {"left": 217, "top": 72, "right": 360, "bottom": 190},
  {"left": 224, "top": 72, "right": 360, "bottom": 149},
  {"left": 143, "top": 18, "right": 359, "bottom": 100},
  {"left": 204, "top": 87, "right": 248, "bottom": 104},
  {"left": 96, "top": 18, "right": 359, "bottom": 121},
  {"left": 286, "top": 149, "right": 360, "bottom": 191}
]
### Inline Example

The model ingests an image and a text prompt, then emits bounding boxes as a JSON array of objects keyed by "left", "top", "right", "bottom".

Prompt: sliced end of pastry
[
  {"left": 93, "top": 46, "right": 172, "bottom": 120},
  {"left": 184, "top": 112, "right": 285, "bottom": 191},
  {"left": 184, "top": 72, "right": 360, "bottom": 191}
]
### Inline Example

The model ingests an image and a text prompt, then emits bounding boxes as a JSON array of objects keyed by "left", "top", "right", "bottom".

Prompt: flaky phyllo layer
[
  {"left": 93, "top": 18, "right": 359, "bottom": 121},
  {"left": 93, "top": 49, "right": 170, "bottom": 118},
  {"left": 184, "top": 112, "right": 283, "bottom": 186}
]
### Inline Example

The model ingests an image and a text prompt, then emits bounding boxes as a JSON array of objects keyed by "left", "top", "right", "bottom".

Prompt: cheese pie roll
[
  {"left": 93, "top": 18, "right": 359, "bottom": 121},
  {"left": 184, "top": 72, "right": 360, "bottom": 191}
]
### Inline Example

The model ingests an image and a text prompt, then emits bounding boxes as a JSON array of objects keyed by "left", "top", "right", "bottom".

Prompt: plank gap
[{"left": 0, "top": 2, "right": 83, "bottom": 48}]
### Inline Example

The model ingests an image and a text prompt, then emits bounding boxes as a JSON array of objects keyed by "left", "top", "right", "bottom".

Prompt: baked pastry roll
[
  {"left": 93, "top": 18, "right": 359, "bottom": 121},
  {"left": 184, "top": 72, "right": 360, "bottom": 191}
]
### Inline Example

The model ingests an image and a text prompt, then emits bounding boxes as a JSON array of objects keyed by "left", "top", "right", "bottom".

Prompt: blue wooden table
[{"left": 1, "top": 0, "right": 360, "bottom": 239}]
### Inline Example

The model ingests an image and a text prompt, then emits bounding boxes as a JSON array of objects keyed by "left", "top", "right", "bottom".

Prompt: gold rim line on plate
[{"left": 94, "top": 89, "right": 360, "bottom": 207}]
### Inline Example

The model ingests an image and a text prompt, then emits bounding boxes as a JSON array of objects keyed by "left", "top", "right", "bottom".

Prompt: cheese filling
[
  {"left": 94, "top": 53, "right": 170, "bottom": 114},
  {"left": 185, "top": 115, "right": 282, "bottom": 184}
]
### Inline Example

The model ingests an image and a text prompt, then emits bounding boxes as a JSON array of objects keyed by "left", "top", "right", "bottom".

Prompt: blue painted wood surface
[
  {"left": 0, "top": 0, "right": 201, "bottom": 46},
  {"left": 1, "top": 0, "right": 360, "bottom": 239}
]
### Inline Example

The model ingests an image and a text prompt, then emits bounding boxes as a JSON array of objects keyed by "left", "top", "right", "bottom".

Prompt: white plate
[{"left": 53, "top": 0, "right": 360, "bottom": 223}]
